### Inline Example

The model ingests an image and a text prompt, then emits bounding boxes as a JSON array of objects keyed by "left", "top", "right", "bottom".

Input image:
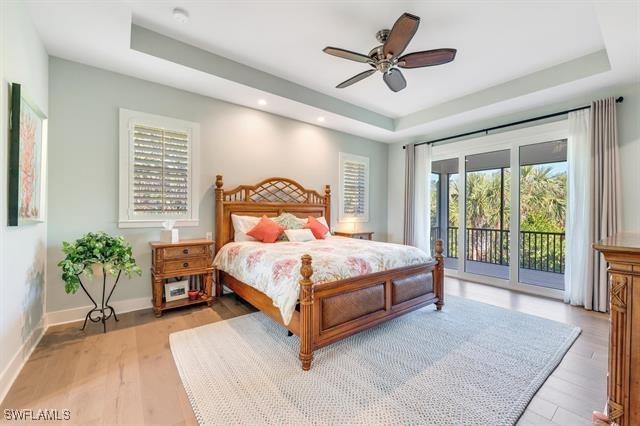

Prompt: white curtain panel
[
  {"left": 564, "top": 98, "right": 620, "bottom": 312},
  {"left": 564, "top": 109, "right": 591, "bottom": 306},
  {"left": 413, "top": 144, "right": 433, "bottom": 256},
  {"left": 403, "top": 143, "right": 416, "bottom": 245},
  {"left": 588, "top": 97, "right": 621, "bottom": 312}
]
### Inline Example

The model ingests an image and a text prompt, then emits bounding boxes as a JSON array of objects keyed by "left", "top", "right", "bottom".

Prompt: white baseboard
[
  {"left": 0, "top": 320, "right": 46, "bottom": 405},
  {"left": 45, "top": 296, "right": 152, "bottom": 327}
]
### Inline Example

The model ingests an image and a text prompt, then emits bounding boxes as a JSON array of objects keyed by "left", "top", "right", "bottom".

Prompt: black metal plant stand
[{"left": 77, "top": 267, "right": 122, "bottom": 333}]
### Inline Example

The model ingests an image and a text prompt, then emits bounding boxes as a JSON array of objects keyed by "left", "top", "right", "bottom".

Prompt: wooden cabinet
[
  {"left": 333, "top": 231, "right": 374, "bottom": 240},
  {"left": 150, "top": 239, "right": 215, "bottom": 317},
  {"left": 593, "top": 233, "right": 640, "bottom": 426}
]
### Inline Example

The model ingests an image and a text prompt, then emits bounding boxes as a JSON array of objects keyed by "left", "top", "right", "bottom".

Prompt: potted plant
[{"left": 58, "top": 232, "right": 141, "bottom": 333}]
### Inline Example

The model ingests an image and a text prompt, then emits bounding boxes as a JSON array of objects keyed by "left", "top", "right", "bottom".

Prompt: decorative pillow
[
  {"left": 273, "top": 212, "right": 304, "bottom": 241},
  {"left": 246, "top": 216, "right": 285, "bottom": 243},
  {"left": 284, "top": 229, "right": 316, "bottom": 242},
  {"left": 231, "top": 214, "right": 260, "bottom": 241},
  {"left": 316, "top": 217, "right": 331, "bottom": 237},
  {"left": 305, "top": 216, "right": 330, "bottom": 239},
  {"left": 293, "top": 215, "right": 331, "bottom": 232}
]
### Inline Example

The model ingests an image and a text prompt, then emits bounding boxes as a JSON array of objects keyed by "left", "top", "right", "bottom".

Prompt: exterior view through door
[{"left": 428, "top": 122, "right": 568, "bottom": 296}]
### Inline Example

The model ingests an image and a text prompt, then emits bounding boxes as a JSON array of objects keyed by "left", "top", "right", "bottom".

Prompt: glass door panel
[
  {"left": 518, "top": 140, "right": 567, "bottom": 289},
  {"left": 447, "top": 172, "right": 460, "bottom": 269},
  {"left": 432, "top": 158, "right": 459, "bottom": 269},
  {"left": 464, "top": 150, "right": 511, "bottom": 279},
  {"left": 429, "top": 172, "right": 440, "bottom": 250}
]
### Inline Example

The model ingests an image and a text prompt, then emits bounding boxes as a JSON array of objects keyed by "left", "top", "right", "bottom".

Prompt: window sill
[{"left": 118, "top": 219, "right": 199, "bottom": 229}]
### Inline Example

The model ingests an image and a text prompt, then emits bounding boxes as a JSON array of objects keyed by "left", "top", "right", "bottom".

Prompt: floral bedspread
[{"left": 213, "top": 237, "right": 431, "bottom": 325}]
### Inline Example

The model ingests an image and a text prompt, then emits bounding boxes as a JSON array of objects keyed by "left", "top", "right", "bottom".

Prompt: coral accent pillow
[
  {"left": 231, "top": 214, "right": 260, "bottom": 241},
  {"left": 247, "top": 216, "right": 285, "bottom": 243},
  {"left": 305, "top": 216, "right": 330, "bottom": 239}
]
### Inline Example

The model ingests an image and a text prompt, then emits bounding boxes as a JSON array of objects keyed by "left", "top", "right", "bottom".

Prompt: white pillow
[
  {"left": 284, "top": 229, "right": 316, "bottom": 242},
  {"left": 231, "top": 214, "right": 260, "bottom": 242}
]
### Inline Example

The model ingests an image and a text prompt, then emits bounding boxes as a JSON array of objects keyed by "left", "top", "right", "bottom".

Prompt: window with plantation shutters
[
  {"left": 339, "top": 153, "right": 369, "bottom": 222},
  {"left": 119, "top": 109, "right": 200, "bottom": 228},
  {"left": 132, "top": 125, "right": 189, "bottom": 214}
]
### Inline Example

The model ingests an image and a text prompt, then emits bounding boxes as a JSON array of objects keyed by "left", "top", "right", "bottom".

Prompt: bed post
[
  {"left": 215, "top": 175, "right": 224, "bottom": 253},
  {"left": 214, "top": 175, "right": 224, "bottom": 297},
  {"left": 299, "top": 254, "right": 314, "bottom": 371},
  {"left": 434, "top": 239, "right": 445, "bottom": 311},
  {"left": 324, "top": 184, "right": 331, "bottom": 225}
]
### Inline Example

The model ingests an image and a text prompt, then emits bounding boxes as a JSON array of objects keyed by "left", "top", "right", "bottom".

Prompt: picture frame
[
  {"left": 165, "top": 280, "right": 189, "bottom": 302},
  {"left": 8, "top": 83, "right": 48, "bottom": 226}
]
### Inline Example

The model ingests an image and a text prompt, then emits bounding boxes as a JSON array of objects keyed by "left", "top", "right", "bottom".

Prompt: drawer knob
[
  {"left": 183, "top": 262, "right": 189, "bottom": 268},
  {"left": 183, "top": 249, "right": 189, "bottom": 254}
]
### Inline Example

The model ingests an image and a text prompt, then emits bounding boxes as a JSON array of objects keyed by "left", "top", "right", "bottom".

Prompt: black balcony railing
[
  {"left": 429, "top": 227, "right": 565, "bottom": 274},
  {"left": 520, "top": 230, "right": 565, "bottom": 274},
  {"left": 466, "top": 228, "right": 510, "bottom": 266},
  {"left": 430, "top": 226, "right": 441, "bottom": 250},
  {"left": 448, "top": 226, "right": 458, "bottom": 259}
]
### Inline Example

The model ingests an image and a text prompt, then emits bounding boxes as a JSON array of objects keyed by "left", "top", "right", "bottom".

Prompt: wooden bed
[{"left": 214, "top": 175, "right": 444, "bottom": 370}]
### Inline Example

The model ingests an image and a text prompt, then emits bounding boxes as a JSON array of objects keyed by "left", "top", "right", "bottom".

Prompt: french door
[{"left": 429, "top": 121, "right": 568, "bottom": 299}]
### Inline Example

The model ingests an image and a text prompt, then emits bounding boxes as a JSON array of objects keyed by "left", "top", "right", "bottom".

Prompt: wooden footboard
[
  {"left": 297, "top": 240, "right": 445, "bottom": 370},
  {"left": 217, "top": 241, "right": 444, "bottom": 371}
]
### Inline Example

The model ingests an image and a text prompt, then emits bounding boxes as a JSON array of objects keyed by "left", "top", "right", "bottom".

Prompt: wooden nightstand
[
  {"left": 149, "top": 239, "right": 214, "bottom": 317},
  {"left": 333, "top": 231, "right": 374, "bottom": 240}
]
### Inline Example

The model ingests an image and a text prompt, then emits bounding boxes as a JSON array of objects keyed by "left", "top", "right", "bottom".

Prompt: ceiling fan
[{"left": 323, "top": 12, "right": 457, "bottom": 93}]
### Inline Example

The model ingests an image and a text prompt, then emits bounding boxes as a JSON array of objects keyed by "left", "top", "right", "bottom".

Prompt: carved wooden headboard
[{"left": 214, "top": 175, "right": 331, "bottom": 251}]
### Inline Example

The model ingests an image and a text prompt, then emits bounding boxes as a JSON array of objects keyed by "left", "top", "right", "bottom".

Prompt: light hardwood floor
[{"left": 1, "top": 278, "right": 608, "bottom": 425}]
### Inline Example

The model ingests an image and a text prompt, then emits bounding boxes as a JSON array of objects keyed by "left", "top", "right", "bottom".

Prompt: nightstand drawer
[
  {"left": 163, "top": 257, "right": 210, "bottom": 273},
  {"left": 162, "top": 245, "right": 208, "bottom": 260}
]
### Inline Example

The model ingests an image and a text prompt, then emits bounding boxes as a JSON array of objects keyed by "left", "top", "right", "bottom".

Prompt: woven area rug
[{"left": 170, "top": 296, "right": 580, "bottom": 425}]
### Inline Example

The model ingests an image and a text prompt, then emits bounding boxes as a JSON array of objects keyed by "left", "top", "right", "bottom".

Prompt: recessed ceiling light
[
  {"left": 317, "top": 117, "right": 325, "bottom": 122},
  {"left": 258, "top": 99, "right": 267, "bottom": 106},
  {"left": 172, "top": 8, "right": 189, "bottom": 24}
]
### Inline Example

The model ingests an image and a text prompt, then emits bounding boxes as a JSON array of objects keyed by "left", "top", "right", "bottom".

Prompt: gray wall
[
  {"left": 0, "top": 1, "right": 48, "bottom": 401},
  {"left": 46, "top": 57, "right": 388, "bottom": 314},
  {"left": 387, "top": 83, "right": 640, "bottom": 243}
]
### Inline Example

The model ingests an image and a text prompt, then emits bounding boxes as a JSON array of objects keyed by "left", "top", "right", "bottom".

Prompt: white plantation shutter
[
  {"left": 119, "top": 109, "right": 200, "bottom": 228},
  {"left": 132, "top": 125, "right": 189, "bottom": 215},
  {"left": 339, "top": 153, "right": 369, "bottom": 222},
  {"left": 343, "top": 161, "right": 366, "bottom": 215}
]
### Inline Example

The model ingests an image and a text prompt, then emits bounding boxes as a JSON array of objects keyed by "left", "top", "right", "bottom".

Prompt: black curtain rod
[{"left": 403, "top": 96, "right": 624, "bottom": 149}]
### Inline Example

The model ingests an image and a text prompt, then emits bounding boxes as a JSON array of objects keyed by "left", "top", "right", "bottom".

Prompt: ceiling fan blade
[
  {"left": 323, "top": 47, "right": 372, "bottom": 64},
  {"left": 383, "top": 13, "right": 420, "bottom": 60},
  {"left": 398, "top": 48, "right": 457, "bottom": 68},
  {"left": 336, "top": 69, "right": 376, "bottom": 88},
  {"left": 383, "top": 68, "right": 407, "bottom": 92}
]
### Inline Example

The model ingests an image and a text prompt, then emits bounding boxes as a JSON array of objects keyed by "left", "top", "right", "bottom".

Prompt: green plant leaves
[{"left": 57, "top": 232, "right": 142, "bottom": 294}]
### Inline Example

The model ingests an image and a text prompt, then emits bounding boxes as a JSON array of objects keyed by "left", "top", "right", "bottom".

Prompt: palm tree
[{"left": 519, "top": 164, "right": 566, "bottom": 232}]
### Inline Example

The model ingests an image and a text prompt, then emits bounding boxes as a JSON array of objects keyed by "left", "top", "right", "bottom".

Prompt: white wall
[
  {"left": 0, "top": 1, "right": 48, "bottom": 403},
  {"left": 388, "top": 83, "right": 640, "bottom": 243},
  {"left": 46, "top": 57, "right": 388, "bottom": 318}
]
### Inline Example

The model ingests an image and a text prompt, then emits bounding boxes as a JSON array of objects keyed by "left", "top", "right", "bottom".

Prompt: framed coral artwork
[{"left": 8, "top": 83, "right": 47, "bottom": 226}]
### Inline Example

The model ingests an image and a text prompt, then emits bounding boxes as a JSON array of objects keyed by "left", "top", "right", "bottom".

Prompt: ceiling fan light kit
[{"left": 323, "top": 12, "right": 457, "bottom": 92}]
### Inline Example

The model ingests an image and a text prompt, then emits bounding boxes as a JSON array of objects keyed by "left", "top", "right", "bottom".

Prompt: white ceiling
[
  {"left": 26, "top": 1, "right": 640, "bottom": 143},
  {"left": 130, "top": 1, "right": 605, "bottom": 118}
]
